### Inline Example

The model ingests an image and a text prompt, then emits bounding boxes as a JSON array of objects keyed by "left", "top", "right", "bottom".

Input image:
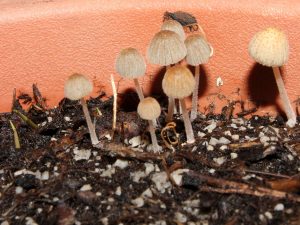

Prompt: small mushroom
[
  {"left": 147, "top": 30, "right": 187, "bottom": 121},
  {"left": 162, "top": 65, "right": 196, "bottom": 144},
  {"left": 64, "top": 73, "right": 99, "bottom": 145},
  {"left": 249, "top": 27, "right": 296, "bottom": 127},
  {"left": 137, "top": 97, "right": 162, "bottom": 152},
  {"left": 161, "top": 19, "right": 185, "bottom": 41},
  {"left": 115, "top": 48, "right": 146, "bottom": 100},
  {"left": 185, "top": 34, "right": 212, "bottom": 121}
]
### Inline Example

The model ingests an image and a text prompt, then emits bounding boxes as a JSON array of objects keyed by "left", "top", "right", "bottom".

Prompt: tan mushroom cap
[
  {"left": 185, "top": 34, "right": 211, "bottom": 66},
  {"left": 249, "top": 27, "right": 289, "bottom": 67},
  {"left": 137, "top": 97, "right": 161, "bottom": 120},
  {"left": 161, "top": 20, "right": 185, "bottom": 41},
  {"left": 162, "top": 65, "right": 195, "bottom": 99},
  {"left": 64, "top": 73, "right": 93, "bottom": 101},
  {"left": 115, "top": 47, "right": 146, "bottom": 79},
  {"left": 147, "top": 30, "right": 187, "bottom": 66}
]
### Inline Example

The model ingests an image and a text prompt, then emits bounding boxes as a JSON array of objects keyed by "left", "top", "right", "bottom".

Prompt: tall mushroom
[
  {"left": 185, "top": 34, "right": 212, "bottom": 121},
  {"left": 137, "top": 97, "right": 162, "bottom": 152},
  {"left": 64, "top": 73, "right": 99, "bottom": 145},
  {"left": 161, "top": 19, "right": 185, "bottom": 41},
  {"left": 249, "top": 27, "right": 297, "bottom": 127},
  {"left": 162, "top": 65, "right": 196, "bottom": 144},
  {"left": 115, "top": 47, "right": 146, "bottom": 100},
  {"left": 147, "top": 30, "right": 187, "bottom": 121}
]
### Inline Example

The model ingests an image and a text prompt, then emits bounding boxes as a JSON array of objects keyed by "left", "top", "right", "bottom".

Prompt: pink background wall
[{"left": 0, "top": 0, "right": 299, "bottom": 115}]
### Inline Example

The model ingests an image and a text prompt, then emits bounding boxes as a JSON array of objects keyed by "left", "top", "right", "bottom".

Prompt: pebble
[
  {"left": 204, "top": 121, "right": 217, "bottom": 133},
  {"left": 207, "top": 145, "right": 214, "bottom": 151},
  {"left": 144, "top": 163, "right": 155, "bottom": 175},
  {"left": 287, "top": 154, "right": 294, "bottom": 161},
  {"left": 175, "top": 212, "right": 187, "bottom": 223},
  {"left": 264, "top": 211, "right": 273, "bottom": 220},
  {"left": 113, "top": 159, "right": 128, "bottom": 169},
  {"left": 47, "top": 117, "right": 53, "bottom": 123},
  {"left": 232, "top": 118, "right": 244, "bottom": 125},
  {"left": 239, "top": 126, "right": 246, "bottom": 131},
  {"left": 104, "top": 134, "right": 112, "bottom": 141},
  {"left": 131, "top": 197, "right": 144, "bottom": 207},
  {"left": 213, "top": 157, "right": 226, "bottom": 165},
  {"left": 25, "top": 217, "right": 38, "bottom": 225},
  {"left": 197, "top": 132, "right": 206, "bottom": 137},
  {"left": 260, "top": 136, "right": 270, "bottom": 144},
  {"left": 131, "top": 171, "right": 146, "bottom": 182},
  {"left": 209, "top": 169, "right": 215, "bottom": 174},
  {"left": 80, "top": 184, "right": 92, "bottom": 191},
  {"left": 15, "top": 186, "right": 23, "bottom": 194},
  {"left": 274, "top": 203, "right": 284, "bottom": 211},
  {"left": 129, "top": 136, "right": 142, "bottom": 147},
  {"left": 231, "top": 134, "right": 239, "bottom": 141},
  {"left": 170, "top": 169, "right": 189, "bottom": 186},
  {"left": 141, "top": 188, "right": 153, "bottom": 198},
  {"left": 224, "top": 130, "right": 232, "bottom": 136},
  {"left": 218, "top": 137, "right": 231, "bottom": 145},
  {"left": 64, "top": 116, "right": 71, "bottom": 121},
  {"left": 115, "top": 186, "right": 122, "bottom": 196},
  {"left": 230, "top": 153, "right": 238, "bottom": 159},
  {"left": 151, "top": 172, "right": 171, "bottom": 193},
  {"left": 1, "top": 221, "right": 9, "bottom": 225},
  {"left": 41, "top": 171, "right": 49, "bottom": 180},
  {"left": 100, "top": 166, "right": 115, "bottom": 178},
  {"left": 209, "top": 138, "right": 219, "bottom": 146},
  {"left": 220, "top": 145, "right": 228, "bottom": 151},
  {"left": 73, "top": 148, "right": 91, "bottom": 161},
  {"left": 230, "top": 124, "right": 238, "bottom": 129}
]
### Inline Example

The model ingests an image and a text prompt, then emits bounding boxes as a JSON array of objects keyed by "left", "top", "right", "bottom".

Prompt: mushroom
[
  {"left": 161, "top": 19, "right": 185, "bottom": 41},
  {"left": 137, "top": 97, "right": 162, "bottom": 152},
  {"left": 147, "top": 30, "right": 187, "bottom": 121},
  {"left": 115, "top": 47, "right": 146, "bottom": 100},
  {"left": 185, "top": 34, "right": 212, "bottom": 121},
  {"left": 249, "top": 27, "right": 296, "bottom": 127},
  {"left": 64, "top": 73, "right": 99, "bottom": 145},
  {"left": 162, "top": 65, "right": 196, "bottom": 144}
]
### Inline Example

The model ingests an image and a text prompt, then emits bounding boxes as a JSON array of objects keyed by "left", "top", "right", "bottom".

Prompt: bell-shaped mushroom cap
[
  {"left": 249, "top": 27, "right": 289, "bottom": 67},
  {"left": 162, "top": 65, "right": 195, "bottom": 99},
  {"left": 64, "top": 73, "right": 93, "bottom": 101},
  {"left": 185, "top": 34, "right": 211, "bottom": 66},
  {"left": 147, "top": 30, "right": 187, "bottom": 66},
  {"left": 161, "top": 20, "right": 185, "bottom": 41},
  {"left": 137, "top": 97, "right": 161, "bottom": 120},
  {"left": 115, "top": 47, "right": 146, "bottom": 79}
]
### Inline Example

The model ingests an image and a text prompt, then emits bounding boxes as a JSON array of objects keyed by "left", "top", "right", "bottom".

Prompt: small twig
[
  {"left": 111, "top": 74, "right": 117, "bottom": 140},
  {"left": 184, "top": 171, "right": 300, "bottom": 202},
  {"left": 32, "top": 83, "right": 47, "bottom": 110},
  {"left": 9, "top": 120, "right": 20, "bottom": 149},
  {"left": 13, "top": 109, "right": 38, "bottom": 129},
  {"left": 96, "top": 107, "right": 103, "bottom": 117}
]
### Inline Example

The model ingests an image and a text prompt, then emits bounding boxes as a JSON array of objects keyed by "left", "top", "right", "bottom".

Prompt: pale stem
[
  {"left": 148, "top": 119, "right": 161, "bottom": 152},
  {"left": 133, "top": 78, "right": 144, "bottom": 101},
  {"left": 180, "top": 98, "right": 195, "bottom": 144},
  {"left": 80, "top": 98, "right": 100, "bottom": 145},
  {"left": 190, "top": 65, "right": 200, "bottom": 121},
  {"left": 272, "top": 67, "right": 297, "bottom": 127},
  {"left": 167, "top": 97, "right": 175, "bottom": 122}
]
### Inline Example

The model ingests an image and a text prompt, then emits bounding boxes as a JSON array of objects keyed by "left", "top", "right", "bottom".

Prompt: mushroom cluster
[{"left": 63, "top": 12, "right": 297, "bottom": 152}]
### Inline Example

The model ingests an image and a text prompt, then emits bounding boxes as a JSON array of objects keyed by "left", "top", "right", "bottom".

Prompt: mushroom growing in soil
[
  {"left": 249, "top": 27, "right": 297, "bottom": 127},
  {"left": 185, "top": 34, "right": 212, "bottom": 121},
  {"left": 115, "top": 47, "right": 146, "bottom": 101},
  {"left": 147, "top": 30, "right": 187, "bottom": 121},
  {"left": 64, "top": 73, "right": 99, "bottom": 145},
  {"left": 161, "top": 19, "right": 185, "bottom": 41},
  {"left": 137, "top": 97, "right": 162, "bottom": 152},
  {"left": 162, "top": 65, "right": 196, "bottom": 144}
]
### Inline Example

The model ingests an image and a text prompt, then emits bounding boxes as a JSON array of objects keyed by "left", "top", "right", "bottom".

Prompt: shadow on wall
[{"left": 247, "top": 63, "right": 285, "bottom": 117}]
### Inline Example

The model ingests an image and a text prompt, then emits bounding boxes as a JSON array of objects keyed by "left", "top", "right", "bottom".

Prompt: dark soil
[{"left": 0, "top": 90, "right": 300, "bottom": 225}]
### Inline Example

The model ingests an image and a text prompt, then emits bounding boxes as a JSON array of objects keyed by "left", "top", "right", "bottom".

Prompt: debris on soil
[{"left": 0, "top": 88, "right": 299, "bottom": 225}]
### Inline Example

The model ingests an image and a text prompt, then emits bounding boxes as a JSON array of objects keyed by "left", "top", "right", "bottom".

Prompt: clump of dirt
[{"left": 0, "top": 89, "right": 299, "bottom": 225}]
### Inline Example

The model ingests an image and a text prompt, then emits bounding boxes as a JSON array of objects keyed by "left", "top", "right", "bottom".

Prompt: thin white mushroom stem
[
  {"left": 190, "top": 65, "right": 200, "bottom": 121},
  {"left": 272, "top": 67, "right": 297, "bottom": 127},
  {"left": 80, "top": 98, "right": 100, "bottom": 145},
  {"left": 179, "top": 98, "right": 195, "bottom": 144},
  {"left": 166, "top": 65, "right": 176, "bottom": 122},
  {"left": 133, "top": 78, "right": 145, "bottom": 100},
  {"left": 148, "top": 119, "right": 161, "bottom": 152}
]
